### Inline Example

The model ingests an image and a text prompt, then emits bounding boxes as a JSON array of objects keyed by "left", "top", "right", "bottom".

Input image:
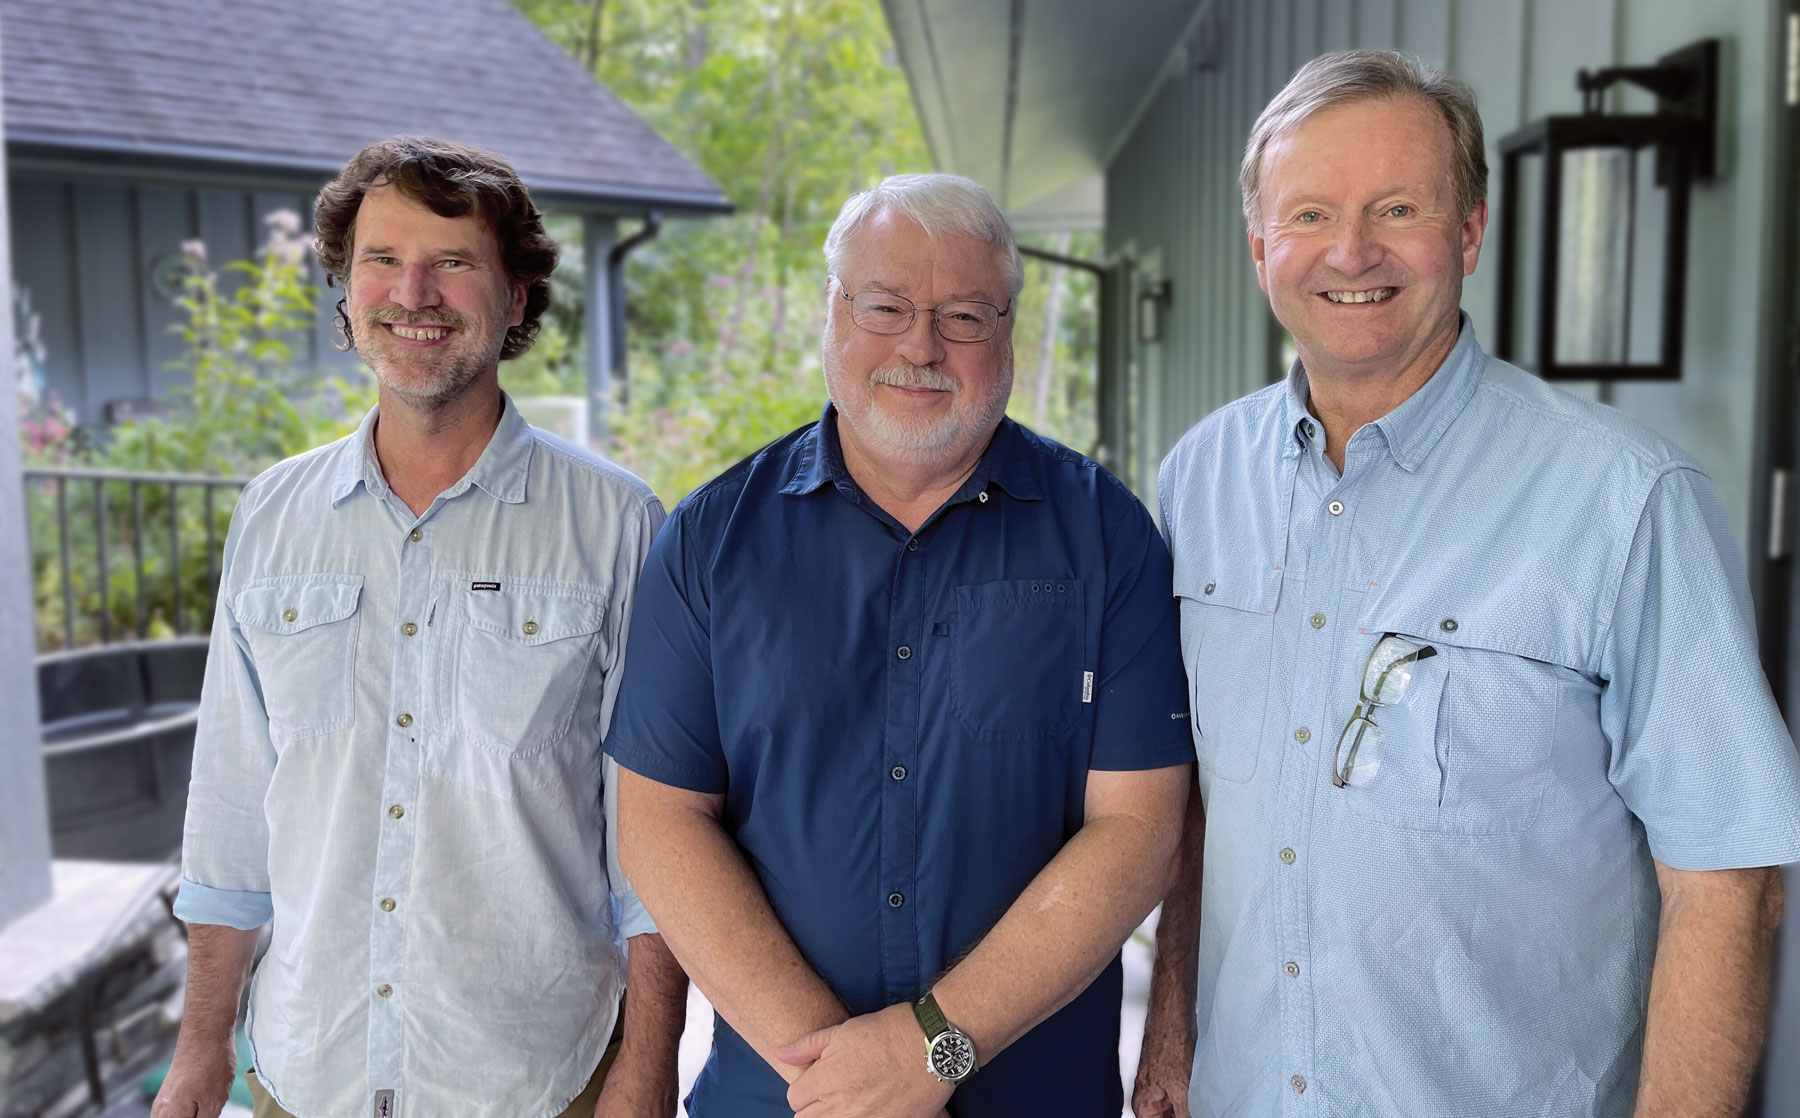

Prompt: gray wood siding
[
  {"left": 9, "top": 173, "right": 354, "bottom": 430},
  {"left": 1105, "top": 0, "right": 1782, "bottom": 546}
]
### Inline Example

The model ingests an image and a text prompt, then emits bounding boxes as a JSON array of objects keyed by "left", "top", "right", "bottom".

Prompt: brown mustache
[{"left": 365, "top": 306, "right": 467, "bottom": 330}]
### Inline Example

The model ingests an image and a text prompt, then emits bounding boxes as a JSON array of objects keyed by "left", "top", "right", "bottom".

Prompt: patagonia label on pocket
[
  {"left": 470, "top": 581, "right": 501, "bottom": 592},
  {"left": 1082, "top": 670, "right": 1095, "bottom": 703},
  {"left": 372, "top": 1089, "right": 395, "bottom": 1117}
]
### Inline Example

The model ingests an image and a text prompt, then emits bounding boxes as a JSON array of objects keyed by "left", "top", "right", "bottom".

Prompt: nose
[
  {"left": 893, "top": 307, "right": 947, "bottom": 366},
  {"left": 389, "top": 262, "right": 440, "bottom": 310},
  {"left": 1322, "top": 216, "right": 1384, "bottom": 276}
]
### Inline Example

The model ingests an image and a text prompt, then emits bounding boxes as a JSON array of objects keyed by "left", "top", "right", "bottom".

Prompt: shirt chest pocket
[
  {"left": 1344, "top": 608, "right": 1565, "bottom": 835},
  {"left": 235, "top": 574, "right": 363, "bottom": 745},
  {"left": 950, "top": 579, "right": 1086, "bottom": 742},
  {"left": 445, "top": 584, "right": 608, "bottom": 758},
  {"left": 1175, "top": 567, "right": 1282, "bottom": 785}
]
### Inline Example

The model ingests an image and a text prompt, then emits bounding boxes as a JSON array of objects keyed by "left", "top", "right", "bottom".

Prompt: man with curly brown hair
[{"left": 155, "top": 137, "right": 686, "bottom": 1118}]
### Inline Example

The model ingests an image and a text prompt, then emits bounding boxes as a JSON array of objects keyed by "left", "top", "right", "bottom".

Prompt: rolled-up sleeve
[
  {"left": 1601, "top": 466, "right": 1800, "bottom": 869},
  {"left": 175, "top": 498, "right": 276, "bottom": 928}
]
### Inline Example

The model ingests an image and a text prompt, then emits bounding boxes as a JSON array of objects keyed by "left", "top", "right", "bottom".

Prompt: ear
[
  {"left": 507, "top": 281, "right": 528, "bottom": 328},
  {"left": 1248, "top": 226, "right": 1269, "bottom": 294},
  {"left": 1460, "top": 197, "right": 1488, "bottom": 277}
]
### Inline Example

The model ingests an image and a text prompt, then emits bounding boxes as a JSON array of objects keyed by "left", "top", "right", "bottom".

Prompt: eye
[
  {"left": 943, "top": 310, "right": 980, "bottom": 324},
  {"left": 1385, "top": 204, "right": 1412, "bottom": 218},
  {"left": 436, "top": 258, "right": 471, "bottom": 270},
  {"left": 1295, "top": 211, "right": 1322, "bottom": 224}
]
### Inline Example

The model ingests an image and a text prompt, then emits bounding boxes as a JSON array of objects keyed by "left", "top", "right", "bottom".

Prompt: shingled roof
[{"left": 0, "top": 0, "right": 730, "bottom": 214}]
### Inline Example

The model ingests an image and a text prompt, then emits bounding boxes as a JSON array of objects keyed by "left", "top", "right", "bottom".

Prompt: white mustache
[{"left": 870, "top": 364, "right": 957, "bottom": 392}]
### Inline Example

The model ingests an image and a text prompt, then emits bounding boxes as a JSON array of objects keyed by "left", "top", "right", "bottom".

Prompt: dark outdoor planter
[{"left": 36, "top": 639, "right": 206, "bottom": 864}]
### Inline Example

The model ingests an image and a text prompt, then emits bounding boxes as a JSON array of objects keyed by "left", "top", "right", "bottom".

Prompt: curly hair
[{"left": 313, "top": 136, "right": 558, "bottom": 360}]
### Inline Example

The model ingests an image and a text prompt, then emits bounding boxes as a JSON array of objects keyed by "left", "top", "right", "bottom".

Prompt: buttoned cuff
[{"left": 173, "top": 877, "right": 273, "bottom": 929}]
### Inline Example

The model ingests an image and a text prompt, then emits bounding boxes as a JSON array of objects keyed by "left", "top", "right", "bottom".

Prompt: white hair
[{"left": 822, "top": 173, "right": 1024, "bottom": 298}]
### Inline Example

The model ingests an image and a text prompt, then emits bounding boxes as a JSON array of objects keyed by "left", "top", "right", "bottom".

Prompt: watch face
[{"left": 929, "top": 1031, "right": 977, "bottom": 1081}]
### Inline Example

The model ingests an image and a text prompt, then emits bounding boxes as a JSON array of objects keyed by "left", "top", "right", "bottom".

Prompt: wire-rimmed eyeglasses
[
  {"left": 840, "top": 288, "right": 1011, "bottom": 343},
  {"left": 1332, "top": 633, "right": 1437, "bottom": 788}
]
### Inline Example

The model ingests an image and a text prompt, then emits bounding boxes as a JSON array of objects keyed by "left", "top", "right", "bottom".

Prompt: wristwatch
[{"left": 912, "top": 991, "right": 979, "bottom": 1084}]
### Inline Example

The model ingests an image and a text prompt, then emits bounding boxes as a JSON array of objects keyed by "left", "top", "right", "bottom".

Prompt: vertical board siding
[
  {"left": 1105, "top": 0, "right": 1768, "bottom": 542},
  {"left": 10, "top": 174, "right": 364, "bottom": 430}
]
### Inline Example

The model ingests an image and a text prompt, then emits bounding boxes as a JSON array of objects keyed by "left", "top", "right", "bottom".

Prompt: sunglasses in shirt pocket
[
  {"left": 949, "top": 578, "right": 1086, "bottom": 742},
  {"left": 448, "top": 580, "right": 608, "bottom": 759},
  {"left": 1344, "top": 608, "right": 1562, "bottom": 836},
  {"left": 233, "top": 573, "right": 364, "bottom": 745}
]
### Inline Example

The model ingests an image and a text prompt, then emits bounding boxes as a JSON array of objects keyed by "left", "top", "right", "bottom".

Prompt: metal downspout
[{"left": 607, "top": 211, "right": 663, "bottom": 407}]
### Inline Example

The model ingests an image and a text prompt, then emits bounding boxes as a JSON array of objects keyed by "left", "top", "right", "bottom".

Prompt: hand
[
  {"left": 777, "top": 1003, "right": 955, "bottom": 1118},
  {"left": 1130, "top": 1026, "right": 1193, "bottom": 1118},
  {"left": 150, "top": 1033, "right": 237, "bottom": 1118},
  {"left": 592, "top": 1042, "right": 679, "bottom": 1118}
]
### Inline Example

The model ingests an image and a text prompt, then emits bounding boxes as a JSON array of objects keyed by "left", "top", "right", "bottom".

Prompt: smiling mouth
[
  {"left": 386, "top": 324, "right": 452, "bottom": 341},
  {"left": 1322, "top": 288, "right": 1396, "bottom": 304}
]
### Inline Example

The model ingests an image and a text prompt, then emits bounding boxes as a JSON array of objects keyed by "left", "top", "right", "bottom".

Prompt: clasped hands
[{"left": 777, "top": 1002, "right": 956, "bottom": 1118}]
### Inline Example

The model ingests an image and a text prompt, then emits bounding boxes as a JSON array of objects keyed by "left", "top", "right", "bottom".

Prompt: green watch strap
[{"left": 913, "top": 991, "right": 950, "bottom": 1041}]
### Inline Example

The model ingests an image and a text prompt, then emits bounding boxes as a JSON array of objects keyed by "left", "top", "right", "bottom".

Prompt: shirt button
[
  {"left": 896, "top": 645, "right": 912, "bottom": 660},
  {"left": 376, "top": 984, "right": 393, "bottom": 999},
  {"left": 1279, "top": 847, "right": 1296, "bottom": 864},
  {"left": 1328, "top": 500, "right": 1344, "bottom": 516},
  {"left": 1284, "top": 961, "right": 1300, "bottom": 977},
  {"left": 396, "top": 712, "right": 413, "bottom": 728},
  {"left": 1309, "top": 613, "right": 1326, "bottom": 629},
  {"left": 891, "top": 765, "right": 908, "bottom": 781},
  {"left": 380, "top": 898, "right": 396, "bottom": 912},
  {"left": 281, "top": 607, "right": 298, "bottom": 623},
  {"left": 906, "top": 539, "right": 919, "bottom": 551},
  {"left": 1203, "top": 582, "right": 1216, "bottom": 595},
  {"left": 408, "top": 528, "right": 422, "bottom": 543},
  {"left": 401, "top": 621, "right": 418, "bottom": 637},
  {"left": 388, "top": 804, "right": 405, "bottom": 820},
  {"left": 1303, "top": 421, "right": 1316, "bottom": 438},
  {"left": 522, "top": 620, "right": 539, "bottom": 636},
  {"left": 1291, "top": 1074, "right": 1306, "bottom": 1095},
  {"left": 976, "top": 491, "right": 989, "bottom": 503},
  {"left": 1441, "top": 617, "right": 1459, "bottom": 633},
  {"left": 887, "top": 892, "right": 905, "bottom": 908},
  {"left": 1293, "top": 727, "right": 1310, "bottom": 743}
]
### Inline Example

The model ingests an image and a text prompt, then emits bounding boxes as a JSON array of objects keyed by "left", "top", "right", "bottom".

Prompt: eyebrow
[
  {"left": 357, "top": 244, "right": 480, "bottom": 258},
  {"left": 853, "top": 280, "right": 998, "bottom": 304}
]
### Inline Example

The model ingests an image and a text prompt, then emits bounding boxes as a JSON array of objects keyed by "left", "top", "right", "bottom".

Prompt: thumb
[{"left": 775, "top": 1026, "right": 836, "bottom": 1067}]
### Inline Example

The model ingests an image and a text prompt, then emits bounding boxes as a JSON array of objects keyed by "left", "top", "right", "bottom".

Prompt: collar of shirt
[
  {"left": 1280, "top": 314, "right": 1485, "bottom": 472},
  {"left": 777, "top": 402, "right": 1045, "bottom": 510},
  {"left": 327, "top": 393, "right": 537, "bottom": 507}
]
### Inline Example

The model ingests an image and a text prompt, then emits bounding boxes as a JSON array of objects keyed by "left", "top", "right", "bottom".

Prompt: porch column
[{"left": 582, "top": 214, "right": 619, "bottom": 448}]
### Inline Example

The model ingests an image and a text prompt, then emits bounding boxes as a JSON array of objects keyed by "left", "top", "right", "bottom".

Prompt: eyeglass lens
[{"left": 848, "top": 290, "right": 1001, "bottom": 343}]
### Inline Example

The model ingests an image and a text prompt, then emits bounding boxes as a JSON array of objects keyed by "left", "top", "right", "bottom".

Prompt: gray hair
[
  {"left": 823, "top": 173, "right": 1024, "bottom": 298},
  {"left": 1241, "top": 49, "right": 1487, "bottom": 227}
]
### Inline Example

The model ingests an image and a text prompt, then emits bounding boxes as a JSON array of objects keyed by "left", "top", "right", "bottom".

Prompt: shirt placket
[
  {"left": 877, "top": 513, "right": 929, "bottom": 1004},
  {"left": 1272, "top": 436, "right": 1362, "bottom": 1113},
  {"left": 365, "top": 498, "right": 436, "bottom": 1104}
]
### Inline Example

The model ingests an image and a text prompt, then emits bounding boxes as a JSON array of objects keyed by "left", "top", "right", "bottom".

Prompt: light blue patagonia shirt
[
  {"left": 1158, "top": 319, "right": 1800, "bottom": 1118},
  {"left": 174, "top": 396, "right": 663, "bottom": 1118}
]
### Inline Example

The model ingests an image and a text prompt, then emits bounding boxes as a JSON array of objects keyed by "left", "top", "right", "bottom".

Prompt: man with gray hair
[
  {"left": 606, "top": 172, "right": 1194, "bottom": 1117},
  {"left": 1135, "top": 49, "right": 1800, "bottom": 1118}
]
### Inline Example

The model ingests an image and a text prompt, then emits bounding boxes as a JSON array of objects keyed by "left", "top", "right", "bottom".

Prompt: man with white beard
[{"left": 605, "top": 173, "right": 1196, "bottom": 1118}]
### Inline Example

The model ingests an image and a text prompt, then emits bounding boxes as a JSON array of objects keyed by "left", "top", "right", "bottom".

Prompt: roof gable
[{"left": 1, "top": 0, "right": 728, "bottom": 212}]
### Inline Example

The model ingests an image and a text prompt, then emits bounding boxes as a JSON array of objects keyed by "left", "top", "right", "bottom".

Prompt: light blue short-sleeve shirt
[{"left": 1158, "top": 320, "right": 1800, "bottom": 1117}]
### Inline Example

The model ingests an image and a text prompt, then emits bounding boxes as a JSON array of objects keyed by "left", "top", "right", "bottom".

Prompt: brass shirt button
[
  {"left": 1310, "top": 613, "right": 1326, "bottom": 629},
  {"left": 281, "top": 607, "right": 297, "bottom": 623},
  {"left": 396, "top": 713, "right": 413, "bottom": 728},
  {"left": 408, "top": 528, "right": 422, "bottom": 542},
  {"left": 401, "top": 621, "right": 417, "bottom": 637},
  {"left": 1279, "top": 847, "right": 1296, "bottom": 864},
  {"left": 376, "top": 984, "right": 393, "bottom": 999},
  {"left": 1294, "top": 727, "right": 1310, "bottom": 743},
  {"left": 522, "top": 620, "right": 539, "bottom": 636},
  {"left": 388, "top": 804, "right": 405, "bottom": 820},
  {"left": 1284, "top": 961, "right": 1300, "bottom": 977},
  {"left": 380, "top": 898, "right": 396, "bottom": 912}
]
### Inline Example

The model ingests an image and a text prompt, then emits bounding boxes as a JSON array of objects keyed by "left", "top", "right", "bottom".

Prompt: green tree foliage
[{"left": 512, "top": 0, "right": 1101, "bottom": 501}]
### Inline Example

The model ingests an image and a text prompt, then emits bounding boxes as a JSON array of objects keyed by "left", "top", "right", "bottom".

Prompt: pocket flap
[
  {"left": 1173, "top": 565, "right": 1282, "bottom": 616},
  {"left": 236, "top": 575, "right": 363, "bottom": 634},
  {"left": 465, "top": 587, "right": 606, "bottom": 646}
]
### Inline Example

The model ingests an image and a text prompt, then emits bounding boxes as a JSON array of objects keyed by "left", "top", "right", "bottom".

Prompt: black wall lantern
[
  {"left": 1494, "top": 39, "right": 1719, "bottom": 380},
  {"left": 1137, "top": 279, "right": 1172, "bottom": 344}
]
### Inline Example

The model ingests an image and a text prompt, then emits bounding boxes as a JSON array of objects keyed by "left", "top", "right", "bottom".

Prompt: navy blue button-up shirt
[{"left": 607, "top": 408, "right": 1192, "bottom": 1117}]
